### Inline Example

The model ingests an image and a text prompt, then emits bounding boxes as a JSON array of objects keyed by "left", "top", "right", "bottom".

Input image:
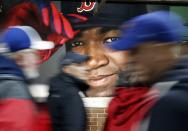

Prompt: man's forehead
[{"left": 77, "top": 27, "right": 119, "bottom": 37}]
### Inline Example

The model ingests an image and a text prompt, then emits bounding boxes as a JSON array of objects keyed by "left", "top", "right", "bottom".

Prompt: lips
[{"left": 87, "top": 74, "right": 117, "bottom": 87}]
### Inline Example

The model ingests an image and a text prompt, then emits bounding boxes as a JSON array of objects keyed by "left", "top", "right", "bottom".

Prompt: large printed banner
[
  {"left": 0, "top": 0, "right": 188, "bottom": 97},
  {"left": 46, "top": 0, "right": 188, "bottom": 3},
  {"left": 96, "top": 0, "right": 188, "bottom": 4},
  {"left": 114, "top": 0, "right": 186, "bottom": 1}
]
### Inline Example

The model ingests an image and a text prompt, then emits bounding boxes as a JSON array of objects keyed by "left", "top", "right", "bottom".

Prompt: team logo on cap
[{"left": 77, "top": 2, "right": 96, "bottom": 13}]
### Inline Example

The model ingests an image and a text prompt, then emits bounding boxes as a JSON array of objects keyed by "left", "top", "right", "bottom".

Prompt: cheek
[
  {"left": 71, "top": 47, "right": 85, "bottom": 55},
  {"left": 107, "top": 51, "right": 128, "bottom": 69}
]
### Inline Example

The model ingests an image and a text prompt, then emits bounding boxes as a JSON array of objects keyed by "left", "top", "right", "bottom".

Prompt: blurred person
[
  {"left": 63, "top": 2, "right": 147, "bottom": 97},
  {"left": 0, "top": 0, "right": 87, "bottom": 63},
  {"left": 48, "top": 52, "right": 90, "bottom": 131},
  {"left": 0, "top": 26, "right": 54, "bottom": 131},
  {"left": 107, "top": 11, "right": 186, "bottom": 131}
]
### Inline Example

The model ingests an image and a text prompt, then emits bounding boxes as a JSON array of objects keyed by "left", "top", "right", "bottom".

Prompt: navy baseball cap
[
  {"left": 108, "top": 11, "right": 185, "bottom": 51},
  {"left": 0, "top": 26, "right": 54, "bottom": 53},
  {"left": 61, "top": 52, "right": 90, "bottom": 66},
  {"left": 61, "top": 2, "right": 147, "bottom": 29}
]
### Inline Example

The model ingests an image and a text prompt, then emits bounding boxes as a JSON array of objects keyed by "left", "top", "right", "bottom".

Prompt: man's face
[
  {"left": 126, "top": 42, "right": 178, "bottom": 85},
  {"left": 14, "top": 50, "right": 40, "bottom": 79},
  {"left": 68, "top": 27, "right": 128, "bottom": 94}
]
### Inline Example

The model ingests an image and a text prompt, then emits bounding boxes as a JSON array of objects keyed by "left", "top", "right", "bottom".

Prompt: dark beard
[{"left": 116, "top": 70, "right": 152, "bottom": 88}]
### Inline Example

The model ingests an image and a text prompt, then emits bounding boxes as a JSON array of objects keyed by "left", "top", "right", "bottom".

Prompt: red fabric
[
  {"left": 42, "top": 7, "right": 50, "bottom": 26},
  {"left": 4, "top": 3, "right": 44, "bottom": 32},
  {"left": 50, "top": 2, "right": 62, "bottom": 35},
  {"left": 0, "top": 99, "right": 37, "bottom": 131},
  {"left": 60, "top": 14, "right": 74, "bottom": 39},
  {"left": 104, "top": 87, "right": 160, "bottom": 131},
  {"left": 35, "top": 104, "right": 52, "bottom": 131}
]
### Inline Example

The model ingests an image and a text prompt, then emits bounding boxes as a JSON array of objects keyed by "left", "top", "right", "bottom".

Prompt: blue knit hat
[
  {"left": 0, "top": 26, "right": 54, "bottom": 53},
  {"left": 108, "top": 11, "right": 185, "bottom": 51}
]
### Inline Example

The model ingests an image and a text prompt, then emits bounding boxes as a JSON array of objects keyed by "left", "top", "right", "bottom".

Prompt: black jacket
[
  {"left": 47, "top": 72, "right": 88, "bottom": 131},
  {"left": 148, "top": 79, "right": 188, "bottom": 131},
  {"left": 148, "top": 57, "right": 188, "bottom": 131}
]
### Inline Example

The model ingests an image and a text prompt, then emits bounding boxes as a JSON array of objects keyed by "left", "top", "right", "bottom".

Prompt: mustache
[{"left": 88, "top": 66, "right": 119, "bottom": 76}]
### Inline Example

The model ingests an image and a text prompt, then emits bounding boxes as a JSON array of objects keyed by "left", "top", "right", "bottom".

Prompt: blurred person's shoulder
[
  {"left": 152, "top": 86, "right": 188, "bottom": 114},
  {"left": 0, "top": 79, "right": 32, "bottom": 99}
]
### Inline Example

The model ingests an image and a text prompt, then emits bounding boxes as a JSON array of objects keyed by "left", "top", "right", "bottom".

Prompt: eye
[
  {"left": 71, "top": 41, "right": 84, "bottom": 47},
  {"left": 104, "top": 37, "right": 120, "bottom": 44}
]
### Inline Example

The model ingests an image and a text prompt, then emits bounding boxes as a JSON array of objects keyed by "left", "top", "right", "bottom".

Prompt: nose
[{"left": 86, "top": 44, "right": 109, "bottom": 69}]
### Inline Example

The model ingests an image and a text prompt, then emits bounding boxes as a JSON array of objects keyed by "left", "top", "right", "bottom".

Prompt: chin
[
  {"left": 87, "top": 74, "right": 118, "bottom": 90},
  {"left": 86, "top": 83, "right": 116, "bottom": 97},
  {"left": 89, "top": 83, "right": 112, "bottom": 90}
]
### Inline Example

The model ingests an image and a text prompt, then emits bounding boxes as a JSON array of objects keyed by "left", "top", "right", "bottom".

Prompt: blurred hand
[{"left": 63, "top": 64, "right": 89, "bottom": 81}]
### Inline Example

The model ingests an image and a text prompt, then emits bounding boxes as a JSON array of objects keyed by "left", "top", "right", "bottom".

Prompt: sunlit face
[{"left": 68, "top": 27, "right": 128, "bottom": 96}]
